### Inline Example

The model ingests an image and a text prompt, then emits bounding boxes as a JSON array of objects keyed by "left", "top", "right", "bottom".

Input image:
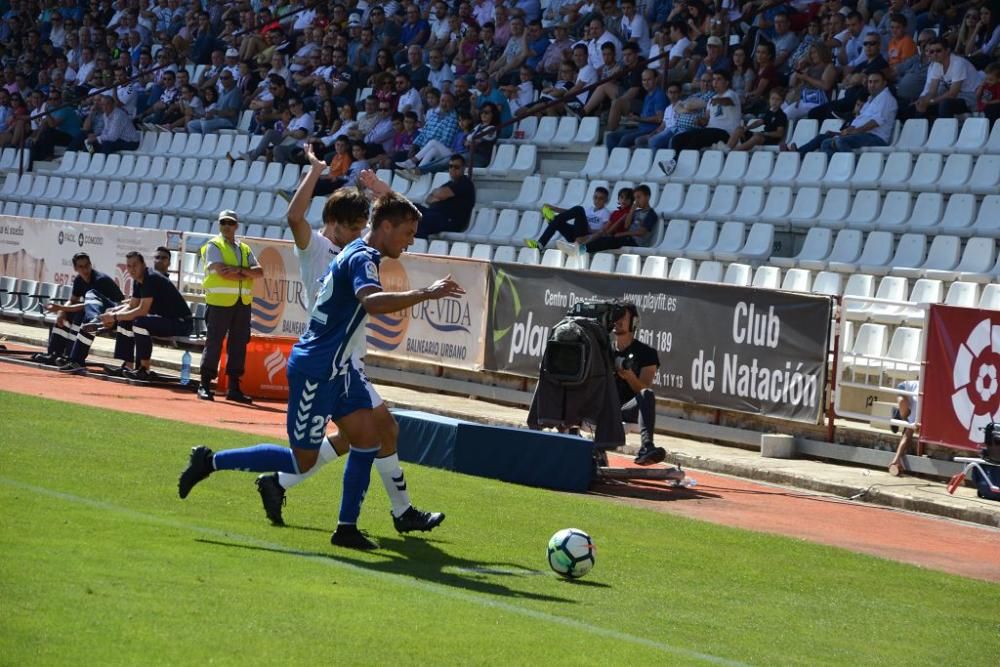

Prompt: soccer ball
[{"left": 547, "top": 528, "right": 596, "bottom": 579}]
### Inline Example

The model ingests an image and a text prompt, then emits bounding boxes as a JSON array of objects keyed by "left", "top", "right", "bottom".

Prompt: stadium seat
[
  {"left": 985, "top": 120, "right": 1000, "bottom": 153},
  {"left": 679, "top": 220, "right": 717, "bottom": 260},
  {"left": 904, "top": 152, "right": 943, "bottom": 192},
  {"left": 899, "top": 192, "right": 943, "bottom": 234},
  {"left": 923, "top": 118, "right": 958, "bottom": 152},
  {"left": 731, "top": 223, "right": 774, "bottom": 263},
  {"left": 801, "top": 229, "right": 861, "bottom": 271},
  {"left": 694, "top": 260, "right": 724, "bottom": 283},
  {"left": 883, "top": 327, "right": 923, "bottom": 381},
  {"left": 564, "top": 250, "right": 588, "bottom": 271},
  {"left": 175, "top": 217, "right": 194, "bottom": 233},
  {"left": 530, "top": 116, "right": 559, "bottom": 147},
  {"left": 787, "top": 118, "right": 818, "bottom": 147},
  {"left": 751, "top": 265, "right": 781, "bottom": 289},
  {"left": 716, "top": 151, "right": 749, "bottom": 186},
  {"left": 891, "top": 235, "right": 959, "bottom": 279},
  {"left": 923, "top": 237, "right": 992, "bottom": 281},
  {"left": 492, "top": 245, "right": 516, "bottom": 263},
  {"left": 870, "top": 191, "right": 912, "bottom": 233},
  {"left": 979, "top": 284, "right": 1000, "bottom": 311},
  {"left": 77, "top": 208, "right": 94, "bottom": 223},
  {"left": 787, "top": 187, "right": 825, "bottom": 228},
  {"left": 31, "top": 204, "right": 48, "bottom": 219},
  {"left": 936, "top": 153, "right": 974, "bottom": 193},
  {"left": 740, "top": 151, "right": 774, "bottom": 186},
  {"left": 971, "top": 196, "right": 1000, "bottom": 237},
  {"left": 427, "top": 240, "right": 449, "bottom": 256},
  {"left": 549, "top": 116, "right": 579, "bottom": 148},
  {"left": 486, "top": 209, "right": 522, "bottom": 244},
  {"left": 708, "top": 222, "right": 745, "bottom": 261},
  {"left": 936, "top": 194, "right": 978, "bottom": 237},
  {"left": 722, "top": 263, "right": 752, "bottom": 286},
  {"left": 876, "top": 118, "right": 928, "bottom": 154},
  {"left": 943, "top": 281, "right": 979, "bottom": 307},
  {"left": 192, "top": 219, "right": 211, "bottom": 234},
  {"left": 668, "top": 257, "right": 695, "bottom": 281},
  {"left": 67, "top": 178, "right": 91, "bottom": 205},
  {"left": 653, "top": 183, "right": 686, "bottom": 217},
  {"left": 1, "top": 201, "right": 16, "bottom": 215},
  {"left": 515, "top": 247, "right": 539, "bottom": 265},
  {"left": 485, "top": 144, "right": 515, "bottom": 176},
  {"left": 879, "top": 233, "right": 927, "bottom": 277},
  {"left": 588, "top": 253, "right": 615, "bottom": 273},
  {"left": 554, "top": 179, "right": 588, "bottom": 210},
  {"left": 641, "top": 256, "right": 668, "bottom": 279},
  {"left": 871, "top": 152, "right": 913, "bottom": 192},
  {"left": 841, "top": 190, "right": 882, "bottom": 231},
  {"left": 615, "top": 254, "right": 642, "bottom": 275},
  {"left": 822, "top": 152, "right": 856, "bottom": 190},
  {"left": 728, "top": 185, "right": 765, "bottom": 220},
  {"left": 540, "top": 248, "right": 564, "bottom": 268},
  {"left": 509, "top": 116, "right": 539, "bottom": 144},
  {"left": 795, "top": 152, "right": 828, "bottom": 188},
  {"left": 691, "top": 150, "right": 725, "bottom": 185},
  {"left": 572, "top": 117, "right": 600, "bottom": 148},
  {"left": 15, "top": 202, "right": 33, "bottom": 217},
  {"left": 47, "top": 205, "right": 64, "bottom": 221},
  {"left": 879, "top": 278, "right": 942, "bottom": 325},
  {"left": 781, "top": 268, "right": 813, "bottom": 292},
  {"left": 599, "top": 147, "right": 631, "bottom": 180},
  {"left": 847, "top": 152, "right": 884, "bottom": 190},
  {"left": 677, "top": 183, "right": 711, "bottom": 219},
  {"left": 648, "top": 219, "right": 690, "bottom": 258},
  {"left": 509, "top": 144, "right": 538, "bottom": 178},
  {"left": 446, "top": 207, "right": 495, "bottom": 242},
  {"left": 772, "top": 227, "right": 831, "bottom": 269},
  {"left": 505, "top": 175, "right": 544, "bottom": 210},
  {"left": 563, "top": 146, "right": 607, "bottom": 179},
  {"left": 841, "top": 274, "right": 876, "bottom": 315},
  {"left": 966, "top": 156, "right": 1000, "bottom": 196},
  {"left": 842, "top": 323, "right": 887, "bottom": 375},
  {"left": 852, "top": 275, "right": 908, "bottom": 319},
  {"left": 700, "top": 184, "right": 738, "bottom": 221},
  {"left": 159, "top": 215, "right": 177, "bottom": 230},
  {"left": 662, "top": 149, "right": 699, "bottom": 184},
  {"left": 623, "top": 148, "right": 654, "bottom": 181},
  {"left": 470, "top": 244, "right": 493, "bottom": 261},
  {"left": 758, "top": 187, "right": 793, "bottom": 223},
  {"left": 510, "top": 211, "right": 543, "bottom": 243}
]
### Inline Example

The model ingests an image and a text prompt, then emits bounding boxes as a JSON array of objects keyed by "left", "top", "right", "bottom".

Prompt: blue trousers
[
  {"left": 797, "top": 131, "right": 887, "bottom": 157},
  {"left": 47, "top": 289, "right": 118, "bottom": 362},
  {"left": 114, "top": 315, "right": 193, "bottom": 364}
]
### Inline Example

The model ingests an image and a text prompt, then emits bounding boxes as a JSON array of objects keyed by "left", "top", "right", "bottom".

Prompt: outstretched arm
[
  {"left": 286, "top": 143, "right": 327, "bottom": 250},
  {"left": 357, "top": 275, "right": 465, "bottom": 315}
]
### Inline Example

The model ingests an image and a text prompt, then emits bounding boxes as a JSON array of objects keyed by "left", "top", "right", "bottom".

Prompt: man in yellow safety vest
[{"left": 198, "top": 210, "right": 264, "bottom": 403}]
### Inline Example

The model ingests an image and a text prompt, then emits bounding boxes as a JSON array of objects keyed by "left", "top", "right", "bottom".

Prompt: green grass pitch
[{"left": 1, "top": 391, "right": 997, "bottom": 665}]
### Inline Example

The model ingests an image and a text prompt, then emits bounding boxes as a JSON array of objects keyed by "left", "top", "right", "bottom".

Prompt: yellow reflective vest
[{"left": 201, "top": 236, "right": 254, "bottom": 306}]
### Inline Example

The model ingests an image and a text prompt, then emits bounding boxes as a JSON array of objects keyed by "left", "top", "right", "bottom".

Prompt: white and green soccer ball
[{"left": 547, "top": 528, "right": 596, "bottom": 579}]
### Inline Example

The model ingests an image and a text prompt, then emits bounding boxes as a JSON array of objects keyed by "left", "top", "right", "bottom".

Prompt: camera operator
[{"left": 612, "top": 303, "right": 667, "bottom": 466}]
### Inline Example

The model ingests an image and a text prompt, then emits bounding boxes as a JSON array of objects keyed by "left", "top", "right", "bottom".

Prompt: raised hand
[
  {"left": 426, "top": 274, "right": 466, "bottom": 299},
  {"left": 358, "top": 169, "right": 392, "bottom": 198}
]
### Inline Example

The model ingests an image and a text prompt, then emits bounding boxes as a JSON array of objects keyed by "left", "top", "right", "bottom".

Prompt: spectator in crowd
[
  {"left": 808, "top": 30, "right": 889, "bottom": 121},
  {"left": 729, "top": 46, "right": 757, "bottom": 103},
  {"left": 153, "top": 247, "right": 172, "bottom": 276},
  {"left": 786, "top": 70, "right": 897, "bottom": 156},
  {"left": 744, "top": 39, "right": 778, "bottom": 113},
  {"left": 877, "top": 0, "right": 917, "bottom": 46},
  {"left": 694, "top": 35, "right": 732, "bottom": 80},
  {"left": 727, "top": 87, "right": 788, "bottom": 151},
  {"left": 586, "top": 16, "right": 623, "bottom": 71},
  {"left": 962, "top": 6, "right": 1000, "bottom": 70},
  {"left": 647, "top": 75, "right": 712, "bottom": 157},
  {"left": 397, "top": 90, "right": 459, "bottom": 170},
  {"left": 198, "top": 210, "right": 262, "bottom": 403},
  {"left": 886, "top": 13, "right": 917, "bottom": 70},
  {"left": 28, "top": 87, "right": 80, "bottom": 167},
  {"left": 888, "top": 380, "right": 919, "bottom": 477},
  {"left": 770, "top": 11, "right": 800, "bottom": 76},
  {"left": 782, "top": 42, "right": 837, "bottom": 121},
  {"left": 587, "top": 41, "right": 644, "bottom": 130},
  {"left": 31, "top": 251, "right": 124, "bottom": 372},
  {"left": 395, "top": 71, "right": 424, "bottom": 121},
  {"left": 672, "top": 69, "right": 741, "bottom": 152},
  {"left": 472, "top": 71, "right": 513, "bottom": 137},
  {"left": 489, "top": 16, "right": 529, "bottom": 85},
  {"left": 399, "top": 44, "right": 431, "bottom": 92},
  {"left": 526, "top": 185, "right": 611, "bottom": 251},
  {"left": 661, "top": 19, "right": 693, "bottom": 82},
  {"left": 103, "top": 251, "right": 193, "bottom": 382},
  {"left": 977, "top": 62, "right": 1000, "bottom": 123},
  {"left": 896, "top": 29, "right": 936, "bottom": 105},
  {"left": 564, "top": 183, "right": 657, "bottom": 255},
  {"left": 414, "top": 154, "right": 476, "bottom": 238},
  {"left": 539, "top": 23, "right": 575, "bottom": 79},
  {"left": 604, "top": 68, "right": 667, "bottom": 149},
  {"left": 906, "top": 37, "right": 983, "bottom": 118},
  {"left": 74, "top": 94, "right": 140, "bottom": 153},
  {"left": 241, "top": 95, "right": 313, "bottom": 164},
  {"left": 187, "top": 67, "right": 240, "bottom": 132}
]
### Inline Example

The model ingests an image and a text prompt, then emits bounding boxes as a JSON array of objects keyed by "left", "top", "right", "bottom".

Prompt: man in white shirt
[
  {"left": 527, "top": 186, "right": 611, "bottom": 250},
  {"left": 910, "top": 37, "right": 982, "bottom": 118},
  {"left": 663, "top": 19, "right": 692, "bottom": 82},
  {"left": 427, "top": 48, "right": 454, "bottom": 94},
  {"left": 841, "top": 10, "right": 878, "bottom": 66},
  {"left": 671, "top": 69, "right": 741, "bottom": 151},
  {"left": 790, "top": 70, "right": 897, "bottom": 155},
  {"left": 586, "top": 16, "right": 622, "bottom": 70},
  {"left": 395, "top": 72, "right": 424, "bottom": 121},
  {"left": 619, "top": 0, "right": 650, "bottom": 55},
  {"left": 563, "top": 43, "right": 597, "bottom": 113}
]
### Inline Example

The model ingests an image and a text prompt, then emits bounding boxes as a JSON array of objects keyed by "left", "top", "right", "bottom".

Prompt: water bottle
[{"left": 180, "top": 350, "right": 191, "bottom": 385}]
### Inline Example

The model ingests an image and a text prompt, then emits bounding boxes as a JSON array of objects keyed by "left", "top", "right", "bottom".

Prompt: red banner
[{"left": 922, "top": 305, "right": 1000, "bottom": 451}]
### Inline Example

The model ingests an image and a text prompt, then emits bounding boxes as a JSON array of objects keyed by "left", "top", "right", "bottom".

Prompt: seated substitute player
[
  {"left": 178, "top": 192, "right": 465, "bottom": 550},
  {"left": 31, "top": 251, "right": 124, "bottom": 372},
  {"left": 250, "top": 143, "right": 445, "bottom": 532},
  {"left": 101, "top": 251, "right": 193, "bottom": 381},
  {"left": 612, "top": 302, "right": 669, "bottom": 466}
]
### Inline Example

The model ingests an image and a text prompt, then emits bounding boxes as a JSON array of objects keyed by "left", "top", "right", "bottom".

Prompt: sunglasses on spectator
[
  {"left": 863, "top": 41, "right": 879, "bottom": 46},
  {"left": 219, "top": 220, "right": 237, "bottom": 226},
  {"left": 154, "top": 254, "right": 169, "bottom": 260}
]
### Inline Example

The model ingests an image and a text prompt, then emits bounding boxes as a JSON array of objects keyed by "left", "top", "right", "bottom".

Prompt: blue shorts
[{"left": 286, "top": 363, "right": 381, "bottom": 449}]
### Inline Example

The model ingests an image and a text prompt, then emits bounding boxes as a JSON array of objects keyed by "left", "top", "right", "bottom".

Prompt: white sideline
[{"left": 1, "top": 476, "right": 744, "bottom": 666}]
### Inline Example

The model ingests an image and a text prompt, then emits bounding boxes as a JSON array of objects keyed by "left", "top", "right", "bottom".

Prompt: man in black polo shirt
[
  {"left": 101, "top": 251, "right": 193, "bottom": 381},
  {"left": 32, "top": 251, "right": 125, "bottom": 371},
  {"left": 612, "top": 302, "right": 668, "bottom": 466},
  {"left": 414, "top": 154, "right": 476, "bottom": 238}
]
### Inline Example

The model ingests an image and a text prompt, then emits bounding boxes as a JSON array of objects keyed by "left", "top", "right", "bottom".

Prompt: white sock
[
  {"left": 374, "top": 453, "right": 411, "bottom": 518},
  {"left": 277, "top": 436, "right": 338, "bottom": 489}
]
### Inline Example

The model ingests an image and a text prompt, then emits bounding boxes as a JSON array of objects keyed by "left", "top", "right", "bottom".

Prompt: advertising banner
[
  {"left": 490, "top": 263, "right": 831, "bottom": 422},
  {"left": 0, "top": 215, "right": 168, "bottom": 295},
  {"left": 243, "top": 237, "right": 490, "bottom": 370},
  {"left": 921, "top": 305, "right": 1000, "bottom": 452}
]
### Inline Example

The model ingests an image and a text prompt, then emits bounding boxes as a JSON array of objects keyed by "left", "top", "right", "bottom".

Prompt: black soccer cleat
[
  {"left": 393, "top": 506, "right": 446, "bottom": 533},
  {"left": 255, "top": 474, "right": 286, "bottom": 526},
  {"left": 634, "top": 444, "right": 667, "bottom": 466},
  {"left": 178, "top": 446, "right": 214, "bottom": 499},
  {"left": 330, "top": 524, "right": 378, "bottom": 550}
]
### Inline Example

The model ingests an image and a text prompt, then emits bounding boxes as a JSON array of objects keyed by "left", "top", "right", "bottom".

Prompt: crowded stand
[{"left": 1, "top": 0, "right": 1000, "bottom": 467}]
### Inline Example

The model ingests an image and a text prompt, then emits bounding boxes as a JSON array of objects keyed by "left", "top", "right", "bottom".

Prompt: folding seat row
[
  {"left": 776, "top": 228, "right": 999, "bottom": 282},
  {"left": 841, "top": 323, "right": 922, "bottom": 381},
  {"left": 480, "top": 143, "right": 538, "bottom": 178},
  {"left": 507, "top": 116, "right": 600, "bottom": 150},
  {"left": 130, "top": 131, "right": 249, "bottom": 159}
]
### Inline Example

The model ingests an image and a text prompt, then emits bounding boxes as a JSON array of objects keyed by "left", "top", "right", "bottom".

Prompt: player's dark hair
[
  {"left": 323, "top": 187, "right": 370, "bottom": 228},
  {"left": 371, "top": 191, "right": 421, "bottom": 229},
  {"left": 71, "top": 252, "right": 90, "bottom": 266},
  {"left": 125, "top": 251, "right": 145, "bottom": 264},
  {"left": 618, "top": 187, "right": 634, "bottom": 202}
]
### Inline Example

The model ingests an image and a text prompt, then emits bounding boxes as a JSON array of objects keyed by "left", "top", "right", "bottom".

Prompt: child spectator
[
  {"left": 977, "top": 62, "right": 1000, "bottom": 123},
  {"left": 727, "top": 88, "right": 788, "bottom": 151}
]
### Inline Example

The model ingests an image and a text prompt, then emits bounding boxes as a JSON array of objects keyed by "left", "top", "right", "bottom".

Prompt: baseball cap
[
  {"left": 707, "top": 36, "right": 723, "bottom": 47},
  {"left": 225, "top": 47, "right": 239, "bottom": 58},
  {"left": 348, "top": 13, "right": 362, "bottom": 27},
  {"left": 218, "top": 210, "right": 239, "bottom": 223}
]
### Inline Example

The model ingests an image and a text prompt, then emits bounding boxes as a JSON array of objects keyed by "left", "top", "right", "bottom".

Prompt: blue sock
[
  {"left": 338, "top": 446, "right": 379, "bottom": 524},
  {"left": 212, "top": 444, "right": 299, "bottom": 474}
]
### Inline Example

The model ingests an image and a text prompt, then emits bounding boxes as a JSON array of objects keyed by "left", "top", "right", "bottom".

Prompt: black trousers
[
  {"left": 48, "top": 289, "right": 118, "bottom": 362},
  {"left": 620, "top": 388, "right": 656, "bottom": 447},
  {"left": 200, "top": 302, "right": 252, "bottom": 384},
  {"left": 32, "top": 126, "right": 72, "bottom": 165},
  {"left": 113, "top": 315, "right": 193, "bottom": 364},
  {"left": 415, "top": 204, "right": 463, "bottom": 238},
  {"left": 538, "top": 206, "right": 589, "bottom": 247}
]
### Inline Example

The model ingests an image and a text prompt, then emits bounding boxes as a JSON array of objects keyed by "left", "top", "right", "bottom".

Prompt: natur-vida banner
[{"left": 490, "top": 263, "right": 833, "bottom": 423}]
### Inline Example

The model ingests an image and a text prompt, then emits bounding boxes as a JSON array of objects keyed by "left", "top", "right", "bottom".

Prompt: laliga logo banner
[
  {"left": 921, "top": 305, "right": 1000, "bottom": 452},
  {"left": 367, "top": 254, "right": 489, "bottom": 370}
]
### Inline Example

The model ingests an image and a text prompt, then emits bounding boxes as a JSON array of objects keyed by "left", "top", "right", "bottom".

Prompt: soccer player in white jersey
[{"left": 179, "top": 191, "right": 464, "bottom": 549}]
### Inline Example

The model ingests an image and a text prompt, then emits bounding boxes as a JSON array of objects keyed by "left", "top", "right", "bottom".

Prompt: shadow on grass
[
  {"left": 590, "top": 480, "right": 721, "bottom": 502},
  {"left": 196, "top": 536, "right": 588, "bottom": 602}
]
